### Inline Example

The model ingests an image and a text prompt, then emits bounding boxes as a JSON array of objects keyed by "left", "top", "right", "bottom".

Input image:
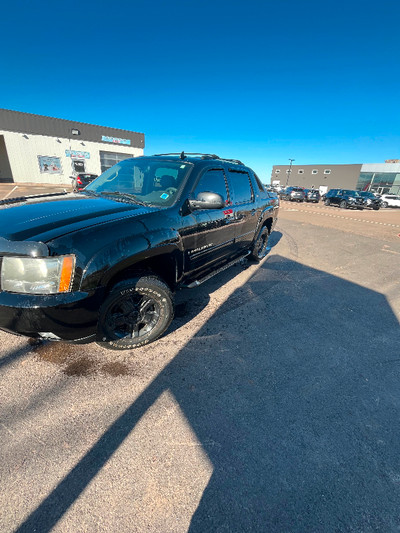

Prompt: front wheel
[
  {"left": 340, "top": 200, "right": 348, "bottom": 209},
  {"left": 97, "top": 276, "right": 174, "bottom": 350},
  {"left": 382, "top": 201, "right": 388, "bottom": 208},
  {"left": 250, "top": 226, "right": 269, "bottom": 262}
]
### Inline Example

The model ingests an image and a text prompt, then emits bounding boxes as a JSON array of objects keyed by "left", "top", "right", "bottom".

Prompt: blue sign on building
[
  {"left": 101, "top": 135, "right": 131, "bottom": 146},
  {"left": 65, "top": 150, "right": 90, "bottom": 159}
]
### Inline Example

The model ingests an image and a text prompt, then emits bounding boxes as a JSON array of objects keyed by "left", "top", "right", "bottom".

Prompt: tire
[
  {"left": 373, "top": 205, "right": 379, "bottom": 211},
  {"left": 324, "top": 199, "right": 330, "bottom": 206},
  {"left": 382, "top": 201, "right": 388, "bottom": 208},
  {"left": 339, "top": 200, "right": 347, "bottom": 209},
  {"left": 97, "top": 276, "right": 174, "bottom": 350},
  {"left": 250, "top": 226, "right": 269, "bottom": 262}
]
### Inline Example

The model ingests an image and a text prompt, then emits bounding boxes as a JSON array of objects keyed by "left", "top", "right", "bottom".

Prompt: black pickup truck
[{"left": 0, "top": 153, "right": 278, "bottom": 350}]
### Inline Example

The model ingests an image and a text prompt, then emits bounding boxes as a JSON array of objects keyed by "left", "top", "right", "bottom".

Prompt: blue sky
[{"left": 1, "top": 0, "right": 400, "bottom": 182}]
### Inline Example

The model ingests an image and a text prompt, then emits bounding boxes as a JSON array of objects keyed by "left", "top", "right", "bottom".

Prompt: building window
[
  {"left": 100, "top": 151, "right": 133, "bottom": 173},
  {"left": 312, "top": 169, "right": 318, "bottom": 175},
  {"left": 324, "top": 169, "right": 331, "bottom": 174},
  {"left": 275, "top": 169, "right": 280, "bottom": 173},
  {"left": 298, "top": 169, "right": 304, "bottom": 174}
]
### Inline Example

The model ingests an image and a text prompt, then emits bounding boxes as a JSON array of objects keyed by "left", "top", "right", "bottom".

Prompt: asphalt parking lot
[{"left": 1, "top": 192, "right": 400, "bottom": 532}]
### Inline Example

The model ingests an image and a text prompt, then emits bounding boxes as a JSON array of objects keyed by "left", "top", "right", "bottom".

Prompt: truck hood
[{"left": 0, "top": 193, "right": 156, "bottom": 242}]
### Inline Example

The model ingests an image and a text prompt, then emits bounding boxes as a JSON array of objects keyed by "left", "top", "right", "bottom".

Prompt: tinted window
[
  {"left": 194, "top": 169, "right": 228, "bottom": 203},
  {"left": 343, "top": 190, "right": 361, "bottom": 196},
  {"left": 228, "top": 170, "right": 253, "bottom": 204},
  {"left": 253, "top": 172, "right": 265, "bottom": 192}
]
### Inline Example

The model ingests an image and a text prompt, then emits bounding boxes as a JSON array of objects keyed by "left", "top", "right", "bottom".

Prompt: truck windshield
[{"left": 85, "top": 158, "right": 192, "bottom": 207}]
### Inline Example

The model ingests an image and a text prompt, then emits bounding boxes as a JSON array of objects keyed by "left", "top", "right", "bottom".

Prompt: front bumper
[{"left": 0, "top": 288, "right": 105, "bottom": 342}]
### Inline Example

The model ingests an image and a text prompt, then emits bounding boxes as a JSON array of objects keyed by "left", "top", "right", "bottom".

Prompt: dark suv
[
  {"left": 304, "top": 189, "right": 320, "bottom": 203},
  {"left": 280, "top": 186, "right": 305, "bottom": 202},
  {"left": 358, "top": 191, "right": 381, "bottom": 210},
  {"left": 0, "top": 153, "right": 278, "bottom": 350},
  {"left": 71, "top": 173, "right": 98, "bottom": 192},
  {"left": 324, "top": 189, "right": 365, "bottom": 210}
]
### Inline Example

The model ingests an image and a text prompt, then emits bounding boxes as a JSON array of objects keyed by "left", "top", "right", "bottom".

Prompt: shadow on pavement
[
  {"left": 0, "top": 344, "right": 32, "bottom": 370},
  {"left": 15, "top": 251, "right": 400, "bottom": 532}
]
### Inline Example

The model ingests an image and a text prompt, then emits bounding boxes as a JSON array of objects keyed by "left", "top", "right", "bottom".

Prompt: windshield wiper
[
  {"left": 80, "top": 189, "right": 100, "bottom": 197},
  {"left": 100, "top": 191, "right": 147, "bottom": 206}
]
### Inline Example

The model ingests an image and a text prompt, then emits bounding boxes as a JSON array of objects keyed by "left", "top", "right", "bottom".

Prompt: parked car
[
  {"left": 380, "top": 194, "right": 400, "bottom": 208},
  {"left": 358, "top": 191, "right": 381, "bottom": 210},
  {"left": 324, "top": 189, "right": 365, "bottom": 210},
  {"left": 71, "top": 173, "right": 98, "bottom": 192},
  {"left": 280, "top": 186, "right": 305, "bottom": 202},
  {"left": 0, "top": 153, "right": 279, "bottom": 350},
  {"left": 304, "top": 189, "right": 320, "bottom": 203}
]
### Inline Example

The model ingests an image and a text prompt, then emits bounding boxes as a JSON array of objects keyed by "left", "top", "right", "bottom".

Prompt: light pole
[
  {"left": 69, "top": 128, "right": 81, "bottom": 190},
  {"left": 285, "top": 158, "right": 295, "bottom": 187}
]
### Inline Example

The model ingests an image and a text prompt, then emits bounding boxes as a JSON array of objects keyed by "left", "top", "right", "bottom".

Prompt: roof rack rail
[{"left": 153, "top": 152, "right": 244, "bottom": 165}]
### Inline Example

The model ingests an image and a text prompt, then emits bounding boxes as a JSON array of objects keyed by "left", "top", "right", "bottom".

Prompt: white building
[{"left": 0, "top": 109, "right": 145, "bottom": 185}]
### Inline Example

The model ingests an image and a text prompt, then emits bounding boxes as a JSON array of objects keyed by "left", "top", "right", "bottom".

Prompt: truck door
[
  {"left": 226, "top": 168, "right": 257, "bottom": 253},
  {"left": 180, "top": 167, "right": 235, "bottom": 277}
]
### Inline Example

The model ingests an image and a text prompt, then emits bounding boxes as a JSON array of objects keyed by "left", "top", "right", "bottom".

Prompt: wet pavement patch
[
  {"left": 32, "top": 341, "right": 131, "bottom": 377},
  {"left": 100, "top": 361, "right": 130, "bottom": 376},
  {"left": 63, "top": 357, "right": 96, "bottom": 376}
]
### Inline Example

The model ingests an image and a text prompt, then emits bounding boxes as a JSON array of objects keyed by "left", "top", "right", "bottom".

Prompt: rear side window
[
  {"left": 227, "top": 170, "right": 254, "bottom": 204},
  {"left": 194, "top": 168, "right": 229, "bottom": 204},
  {"left": 252, "top": 172, "right": 265, "bottom": 193}
]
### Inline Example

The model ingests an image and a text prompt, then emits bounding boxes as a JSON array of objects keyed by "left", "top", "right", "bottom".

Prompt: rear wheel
[
  {"left": 324, "top": 199, "right": 330, "bottom": 206},
  {"left": 382, "top": 201, "right": 388, "bottom": 208},
  {"left": 97, "top": 276, "right": 174, "bottom": 350},
  {"left": 250, "top": 226, "right": 269, "bottom": 262}
]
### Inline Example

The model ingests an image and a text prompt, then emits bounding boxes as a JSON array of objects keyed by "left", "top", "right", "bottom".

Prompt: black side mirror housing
[{"left": 188, "top": 191, "right": 225, "bottom": 211}]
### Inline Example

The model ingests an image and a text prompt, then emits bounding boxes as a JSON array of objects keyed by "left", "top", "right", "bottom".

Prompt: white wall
[
  {"left": 361, "top": 163, "right": 400, "bottom": 173},
  {"left": 0, "top": 130, "right": 143, "bottom": 184}
]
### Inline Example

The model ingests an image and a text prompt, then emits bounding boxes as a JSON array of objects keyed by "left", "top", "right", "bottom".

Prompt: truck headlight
[{"left": 1, "top": 255, "right": 75, "bottom": 294}]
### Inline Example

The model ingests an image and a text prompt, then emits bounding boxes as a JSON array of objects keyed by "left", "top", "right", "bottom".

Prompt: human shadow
[{"left": 15, "top": 249, "right": 400, "bottom": 532}]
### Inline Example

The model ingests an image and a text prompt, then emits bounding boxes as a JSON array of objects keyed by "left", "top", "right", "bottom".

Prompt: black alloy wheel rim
[
  {"left": 105, "top": 293, "right": 161, "bottom": 340},
  {"left": 257, "top": 232, "right": 268, "bottom": 258}
]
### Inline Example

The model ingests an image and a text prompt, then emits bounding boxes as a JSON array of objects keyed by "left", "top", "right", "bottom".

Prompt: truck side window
[
  {"left": 228, "top": 170, "right": 254, "bottom": 204},
  {"left": 193, "top": 169, "right": 228, "bottom": 204},
  {"left": 253, "top": 171, "right": 265, "bottom": 192}
]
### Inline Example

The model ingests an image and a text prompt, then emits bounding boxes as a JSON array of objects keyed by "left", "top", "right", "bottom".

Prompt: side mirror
[{"left": 188, "top": 191, "right": 225, "bottom": 210}]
